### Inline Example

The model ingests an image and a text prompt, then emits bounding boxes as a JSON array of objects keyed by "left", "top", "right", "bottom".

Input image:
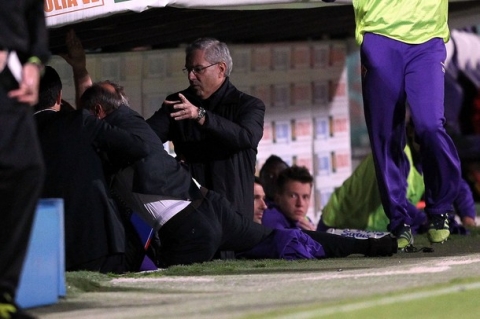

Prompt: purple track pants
[{"left": 360, "top": 33, "right": 461, "bottom": 233}]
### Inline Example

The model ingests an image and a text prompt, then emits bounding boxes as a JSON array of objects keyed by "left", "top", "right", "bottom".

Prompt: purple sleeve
[
  {"left": 238, "top": 229, "right": 326, "bottom": 260},
  {"left": 262, "top": 207, "right": 294, "bottom": 230}
]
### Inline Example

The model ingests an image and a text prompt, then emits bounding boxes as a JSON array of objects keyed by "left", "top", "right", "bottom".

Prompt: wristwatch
[{"left": 196, "top": 107, "right": 206, "bottom": 122}]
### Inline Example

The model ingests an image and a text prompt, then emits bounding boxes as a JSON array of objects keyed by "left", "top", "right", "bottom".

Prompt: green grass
[
  {"left": 50, "top": 228, "right": 480, "bottom": 319},
  {"left": 148, "top": 259, "right": 347, "bottom": 276},
  {"left": 65, "top": 271, "right": 117, "bottom": 294},
  {"left": 245, "top": 279, "right": 480, "bottom": 319},
  {"left": 64, "top": 228, "right": 480, "bottom": 294}
]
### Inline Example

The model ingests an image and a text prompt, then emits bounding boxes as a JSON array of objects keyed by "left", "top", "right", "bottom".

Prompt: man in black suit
[
  {"left": 147, "top": 38, "right": 264, "bottom": 221},
  {"left": 147, "top": 38, "right": 265, "bottom": 260},
  {"left": 34, "top": 66, "right": 147, "bottom": 273}
]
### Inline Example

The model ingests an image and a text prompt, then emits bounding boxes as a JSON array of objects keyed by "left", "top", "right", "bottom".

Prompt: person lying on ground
[{"left": 261, "top": 166, "right": 317, "bottom": 231}]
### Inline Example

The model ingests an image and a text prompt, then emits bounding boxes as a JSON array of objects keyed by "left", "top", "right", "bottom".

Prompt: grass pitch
[{"left": 30, "top": 228, "right": 480, "bottom": 319}]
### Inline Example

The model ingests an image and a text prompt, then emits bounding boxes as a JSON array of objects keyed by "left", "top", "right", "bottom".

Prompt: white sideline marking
[
  {"left": 112, "top": 277, "right": 214, "bottom": 283},
  {"left": 110, "top": 258, "right": 480, "bottom": 284},
  {"left": 301, "top": 257, "right": 480, "bottom": 281},
  {"left": 436, "top": 258, "right": 480, "bottom": 266},
  {"left": 276, "top": 282, "right": 480, "bottom": 319},
  {"left": 301, "top": 266, "right": 449, "bottom": 281}
]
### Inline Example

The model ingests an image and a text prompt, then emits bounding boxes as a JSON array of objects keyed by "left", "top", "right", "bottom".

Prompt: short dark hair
[
  {"left": 36, "top": 66, "right": 62, "bottom": 111},
  {"left": 259, "top": 155, "right": 289, "bottom": 179},
  {"left": 276, "top": 166, "right": 313, "bottom": 194},
  {"left": 259, "top": 155, "right": 289, "bottom": 201},
  {"left": 254, "top": 176, "right": 262, "bottom": 186}
]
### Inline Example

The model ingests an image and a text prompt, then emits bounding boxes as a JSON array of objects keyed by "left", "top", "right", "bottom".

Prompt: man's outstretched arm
[{"left": 59, "top": 29, "right": 92, "bottom": 109}]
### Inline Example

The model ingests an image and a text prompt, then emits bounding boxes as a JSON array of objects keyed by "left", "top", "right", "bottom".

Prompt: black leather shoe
[{"left": 366, "top": 234, "right": 398, "bottom": 257}]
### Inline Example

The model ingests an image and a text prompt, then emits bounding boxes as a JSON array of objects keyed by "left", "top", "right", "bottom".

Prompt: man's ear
[
  {"left": 94, "top": 104, "right": 104, "bottom": 119},
  {"left": 218, "top": 62, "right": 227, "bottom": 77},
  {"left": 55, "top": 92, "right": 62, "bottom": 105},
  {"left": 53, "top": 93, "right": 63, "bottom": 111}
]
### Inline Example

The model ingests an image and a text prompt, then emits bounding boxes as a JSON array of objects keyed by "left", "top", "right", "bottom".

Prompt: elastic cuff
[
  {"left": 27, "top": 56, "right": 45, "bottom": 76},
  {"left": 27, "top": 56, "right": 42, "bottom": 65}
]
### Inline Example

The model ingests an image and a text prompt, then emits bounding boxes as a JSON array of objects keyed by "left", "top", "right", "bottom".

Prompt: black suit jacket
[
  {"left": 103, "top": 105, "right": 202, "bottom": 200},
  {"left": 147, "top": 78, "right": 265, "bottom": 218}
]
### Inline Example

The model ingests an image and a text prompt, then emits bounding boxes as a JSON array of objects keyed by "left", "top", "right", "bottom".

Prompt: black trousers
[
  {"left": 303, "top": 230, "right": 370, "bottom": 257},
  {"left": 0, "top": 87, "right": 44, "bottom": 296},
  {"left": 157, "top": 190, "right": 272, "bottom": 267}
]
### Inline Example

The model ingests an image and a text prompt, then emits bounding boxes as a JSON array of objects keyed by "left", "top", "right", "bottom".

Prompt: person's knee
[{"left": 158, "top": 221, "right": 221, "bottom": 267}]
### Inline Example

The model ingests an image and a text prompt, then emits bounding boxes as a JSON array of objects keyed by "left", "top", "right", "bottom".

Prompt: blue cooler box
[
  {"left": 130, "top": 212, "right": 157, "bottom": 271},
  {"left": 16, "top": 199, "right": 66, "bottom": 309}
]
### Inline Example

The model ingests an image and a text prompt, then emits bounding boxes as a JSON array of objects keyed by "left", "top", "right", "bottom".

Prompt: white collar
[{"left": 34, "top": 108, "right": 57, "bottom": 115}]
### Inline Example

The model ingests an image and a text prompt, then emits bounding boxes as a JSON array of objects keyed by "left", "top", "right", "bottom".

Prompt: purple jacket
[
  {"left": 262, "top": 205, "right": 299, "bottom": 230},
  {"left": 238, "top": 229, "right": 326, "bottom": 260},
  {"left": 245, "top": 205, "right": 325, "bottom": 259}
]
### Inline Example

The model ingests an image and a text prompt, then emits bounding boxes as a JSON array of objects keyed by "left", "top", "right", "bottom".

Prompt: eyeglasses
[{"left": 182, "top": 62, "right": 219, "bottom": 75}]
